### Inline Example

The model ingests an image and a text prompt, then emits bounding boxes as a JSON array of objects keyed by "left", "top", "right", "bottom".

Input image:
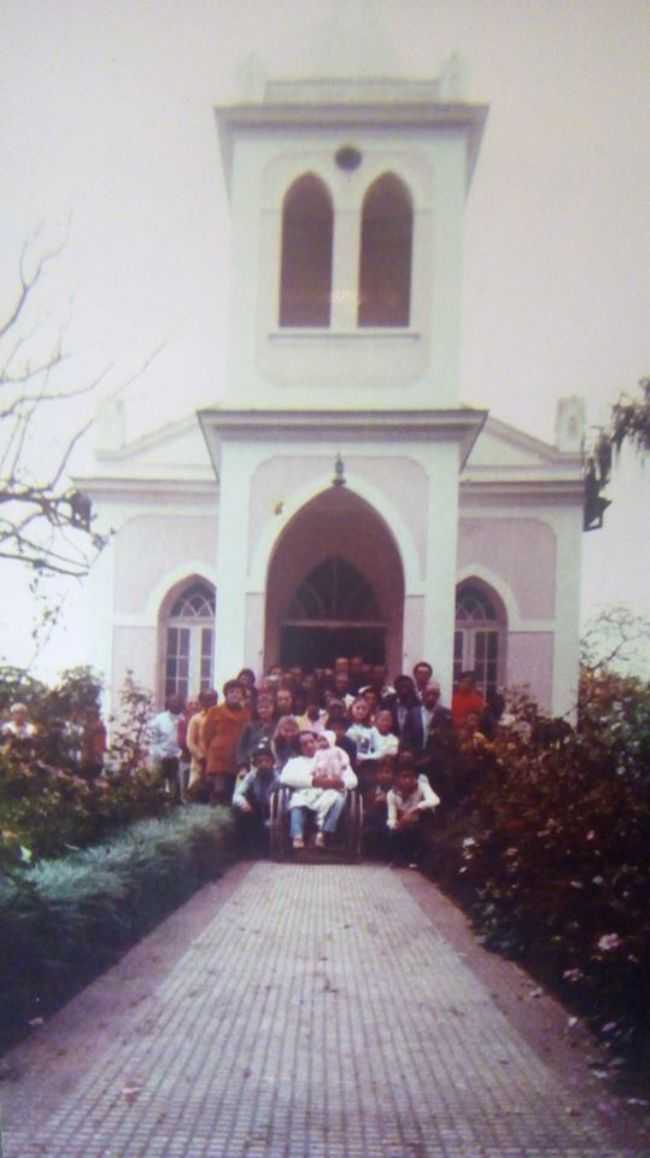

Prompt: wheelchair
[{"left": 269, "top": 784, "right": 363, "bottom": 863}]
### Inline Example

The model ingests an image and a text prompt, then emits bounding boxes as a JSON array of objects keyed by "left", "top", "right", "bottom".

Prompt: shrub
[
  {"left": 0, "top": 753, "right": 169, "bottom": 861},
  {"left": 427, "top": 670, "right": 650, "bottom": 1071},
  {"left": 0, "top": 667, "right": 170, "bottom": 861},
  {"left": 0, "top": 806, "right": 235, "bottom": 1049}
]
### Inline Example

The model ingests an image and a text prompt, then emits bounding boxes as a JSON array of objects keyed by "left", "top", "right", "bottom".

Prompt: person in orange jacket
[{"left": 203, "top": 679, "right": 250, "bottom": 804}]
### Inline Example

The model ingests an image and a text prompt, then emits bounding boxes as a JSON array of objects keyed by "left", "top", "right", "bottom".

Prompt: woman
[
  {"left": 272, "top": 714, "right": 301, "bottom": 769},
  {"left": 187, "top": 689, "right": 218, "bottom": 795}
]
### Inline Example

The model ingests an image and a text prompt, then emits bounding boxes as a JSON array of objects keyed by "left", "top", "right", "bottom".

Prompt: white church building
[{"left": 79, "top": 72, "right": 586, "bottom": 717}]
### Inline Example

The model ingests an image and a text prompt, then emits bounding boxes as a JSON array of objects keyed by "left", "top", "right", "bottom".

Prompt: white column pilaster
[
  {"left": 422, "top": 441, "right": 460, "bottom": 704},
  {"left": 213, "top": 443, "right": 253, "bottom": 692},
  {"left": 552, "top": 507, "right": 582, "bottom": 720}
]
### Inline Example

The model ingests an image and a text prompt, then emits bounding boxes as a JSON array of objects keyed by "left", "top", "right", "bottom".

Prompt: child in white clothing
[{"left": 386, "top": 759, "right": 440, "bottom": 868}]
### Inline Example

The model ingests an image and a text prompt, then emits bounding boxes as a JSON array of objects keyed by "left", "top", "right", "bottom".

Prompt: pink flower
[{"left": 597, "top": 933, "right": 622, "bottom": 952}]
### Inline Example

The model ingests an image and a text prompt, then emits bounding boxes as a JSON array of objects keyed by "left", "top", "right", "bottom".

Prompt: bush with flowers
[
  {"left": 426, "top": 671, "right": 650, "bottom": 1072},
  {"left": 0, "top": 667, "right": 170, "bottom": 863}
]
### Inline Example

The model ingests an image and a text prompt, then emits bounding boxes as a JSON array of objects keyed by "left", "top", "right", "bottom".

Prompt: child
[
  {"left": 327, "top": 714, "right": 357, "bottom": 767},
  {"left": 373, "top": 709, "right": 399, "bottom": 758},
  {"left": 232, "top": 741, "right": 279, "bottom": 854},
  {"left": 346, "top": 697, "right": 378, "bottom": 758},
  {"left": 363, "top": 755, "right": 396, "bottom": 859},
  {"left": 386, "top": 757, "right": 440, "bottom": 868},
  {"left": 313, "top": 733, "right": 349, "bottom": 777}
]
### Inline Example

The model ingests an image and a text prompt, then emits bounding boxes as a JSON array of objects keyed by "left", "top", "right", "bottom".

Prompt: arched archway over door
[{"left": 265, "top": 487, "right": 404, "bottom": 672}]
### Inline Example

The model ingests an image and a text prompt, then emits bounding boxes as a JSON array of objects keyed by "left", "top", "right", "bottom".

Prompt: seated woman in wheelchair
[{"left": 280, "top": 730, "right": 358, "bottom": 850}]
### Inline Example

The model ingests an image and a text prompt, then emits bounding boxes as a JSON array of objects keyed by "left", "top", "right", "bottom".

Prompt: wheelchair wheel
[
  {"left": 343, "top": 789, "right": 363, "bottom": 862},
  {"left": 269, "top": 785, "right": 292, "bottom": 861}
]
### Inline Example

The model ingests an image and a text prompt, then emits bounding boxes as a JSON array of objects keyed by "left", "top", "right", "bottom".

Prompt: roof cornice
[
  {"left": 72, "top": 477, "right": 218, "bottom": 505},
  {"left": 460, "top": 478, "right": 584, "bottom": 503},
  {"left": 215, "top": 100, "right": 488, "bottom": 194},
  {"left": 198, "top": 407, "right": 488, "bottom": 476}
]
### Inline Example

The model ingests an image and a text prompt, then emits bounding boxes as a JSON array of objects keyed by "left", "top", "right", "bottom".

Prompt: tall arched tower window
[
  {"left": 164, "top": 580, "right": 215, "bottom": 702},
  {"left": 358, "top": 173, "right": 413, "bottom": 327},
  {"left": 279, "top": 173, "right": 333, "bottom": 327},
  {"left": 454, "top": 581, "right": 506, "bottom": 697}
]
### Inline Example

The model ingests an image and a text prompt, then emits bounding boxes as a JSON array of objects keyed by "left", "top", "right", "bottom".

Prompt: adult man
[
  {"left": 275, "top": 686, "right": 296, "bottom": 719},
  {"left": 333, "top": 670, "right": 355, "bottom": 710},
  {"left": 412, "top": 661, "right": 434, "bottom": 703},
  {"left": 402, "top": 681, "right": 451, "bottom": 753},
  {"left": 203, "top": 680, "right": 250, "bottom": 804},
  {"left": 280, "top": 731, "right": 357, "bottom": 850},
  {"left": 383, "top": 675, "right": 418, "bottom": 739},
  {"left": 150, "top": 696, "right": 184, "bottom": 801},
  {"left": 402, "top": 681, "right": 455, "bottom": 790}
]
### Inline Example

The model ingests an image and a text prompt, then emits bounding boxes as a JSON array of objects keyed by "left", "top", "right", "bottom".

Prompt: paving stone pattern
[{"left": 4, "top": 864, "right": 629, "bottom": 1156}]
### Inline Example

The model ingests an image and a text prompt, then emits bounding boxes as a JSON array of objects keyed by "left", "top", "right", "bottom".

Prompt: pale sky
[{"left": 1, "top": 0, "right": 649, "bottom": 678}]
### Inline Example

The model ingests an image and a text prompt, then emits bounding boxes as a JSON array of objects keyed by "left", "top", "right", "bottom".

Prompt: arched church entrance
[{"left": 265, "top": 487, "right": 404, "bottom": 673}]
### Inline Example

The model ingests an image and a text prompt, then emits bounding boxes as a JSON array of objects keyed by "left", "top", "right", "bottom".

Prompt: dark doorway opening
[{"left": 280, "top": 625, "right": 385, "bottom": 670}]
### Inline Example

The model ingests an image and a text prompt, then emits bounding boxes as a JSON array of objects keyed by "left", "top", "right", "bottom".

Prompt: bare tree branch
[
  {"left": 0, "top": 234, "right": 64, "bottom": 341},
  {"left": 0, "top": 230, "right": 160, "bottom": 581},
  {"left": 581, "top": 605, "right": 650, "bottom": 676}
]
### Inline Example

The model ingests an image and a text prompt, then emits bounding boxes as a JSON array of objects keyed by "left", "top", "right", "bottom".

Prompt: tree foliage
[
  {"left": 427, "top": 670, "right": 650, "bottom": 1070},
  {"left": 583, "top": 374, "right": 648, "bottom": 531},
  {"left": 610, "top": 375, "right": 650, "bottom": 457}
]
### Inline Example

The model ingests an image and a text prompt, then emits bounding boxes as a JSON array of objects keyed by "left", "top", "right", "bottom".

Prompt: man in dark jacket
[
  {"left": 382, "top": 674, "right": 418, "bottom": 739},
  {"left": 402, "top": 681, "right": 456, "bottom": 794}
]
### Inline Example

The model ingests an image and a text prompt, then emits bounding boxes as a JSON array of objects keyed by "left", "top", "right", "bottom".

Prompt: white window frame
[
  {"left": 164, "top": 584, "right": 215, "bottom": 703},
  {"left": 454, "top": 585, "right": 505, "bottom": 698}
]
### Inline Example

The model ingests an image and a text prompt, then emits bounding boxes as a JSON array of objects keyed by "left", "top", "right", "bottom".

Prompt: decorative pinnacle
[{"left": 332, "top": 454, "right": 346, "bottom": 487}]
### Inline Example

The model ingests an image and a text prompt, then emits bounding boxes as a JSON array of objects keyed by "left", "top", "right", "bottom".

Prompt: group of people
[{"left": 150, "top": 658, "right": 503, "bottom": 867}]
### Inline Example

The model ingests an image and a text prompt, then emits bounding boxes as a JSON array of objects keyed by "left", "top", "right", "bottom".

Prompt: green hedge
[{"left": 0, "top": 806, "right": 235, "bottom": 1049}]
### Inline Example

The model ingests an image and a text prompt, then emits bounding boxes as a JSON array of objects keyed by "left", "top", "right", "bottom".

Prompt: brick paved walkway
[{"left": 2, "top": 864, "right": 636, "bottom": 1156}]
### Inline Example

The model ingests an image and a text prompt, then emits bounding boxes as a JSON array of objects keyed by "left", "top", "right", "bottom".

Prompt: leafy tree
[
  {"left": 107, "top": 671, "right": 154, "bottom": 775},
  {"left": 583, "top": 375, "right": 648, "bottom": 531},
  {"left": 610, "top": 375, "right": 650, "bottom": 456}
]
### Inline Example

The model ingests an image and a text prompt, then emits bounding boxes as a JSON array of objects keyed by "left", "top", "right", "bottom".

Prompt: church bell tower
[{"left": 200, "top": 70, "right": 488, "bottom": 693}]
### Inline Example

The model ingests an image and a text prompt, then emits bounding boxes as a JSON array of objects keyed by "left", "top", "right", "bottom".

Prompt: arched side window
[
  {"left": 358, "top": 173, "right": 413, "bottom": 328},
  {"left": 164, "top": 581, "right": 215, "bottom": 703},
  {"left": 279, "top": 174, "right": 333, "bottom": 327},
  {"left": 454, "top": 582, "right": 506, "bottom": 698}
]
